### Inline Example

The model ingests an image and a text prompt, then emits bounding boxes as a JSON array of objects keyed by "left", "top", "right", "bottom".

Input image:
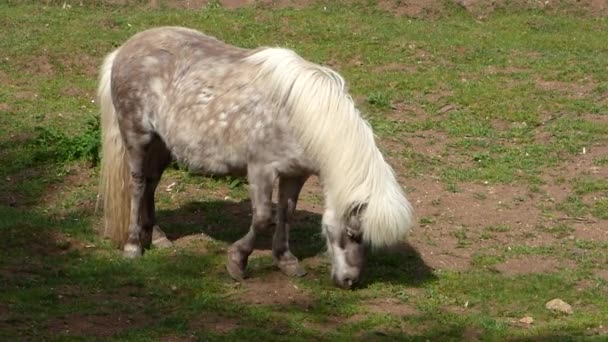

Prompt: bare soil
[
  {"left": 494, "top": 256, "right": 576, "bottom": 276},
  {"left": 43, "top": 283, "right": 154, "bottom": 336},
  {"left": 0, "top": 304, "right": 9, "bottom": 331},
  {"left": 146, "top": 0, "right": 311, "bottom": 9},
  {"left": 188, "top": 312, "right": 241, "bottom": 334},
  {"left": 361, "top": 297, "right": 419, "bottom": 316},
  {"left": 47, "top": 312, "right": 154, "bottom": 337},
  {"left": 106, "top": 0, "right": 608, "bottom": 16},
  {"left": 536, "top": 78, "right": 597, "bottom": 99},
  {"left": 233, "top": 272, "right": 313, "bottom": 308},
  {"left": 596, "top": 269, "right": 608, "bottom": 282}
]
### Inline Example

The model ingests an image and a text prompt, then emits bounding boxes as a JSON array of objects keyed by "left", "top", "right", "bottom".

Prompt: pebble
[{"left": 545, "top": 298, "right": 573, "bottom": 314}]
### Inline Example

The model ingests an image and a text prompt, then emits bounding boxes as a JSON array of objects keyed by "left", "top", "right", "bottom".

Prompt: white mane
[{"left": 244, "top": 48, "right": 414, "bottom": 247}]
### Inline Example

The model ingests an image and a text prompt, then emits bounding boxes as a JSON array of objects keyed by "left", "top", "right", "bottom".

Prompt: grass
[{"left": 1, "top": 1, "right": 608, "bottom": 340}]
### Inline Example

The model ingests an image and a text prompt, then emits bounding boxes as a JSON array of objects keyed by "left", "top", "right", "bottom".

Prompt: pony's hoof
[
  {"left": 226, "top": 262, "right": 246, "bottom": 281},
  {"left": 278, "top": 262, "right": 307, "bottom": 277},
  {"left": 123, "top": 243, "right": 142, "bottom": 259},
  {"left": 151, "top": 225, "right": 172, "bottom": 249},
  {"left": 275, "top": 254, "right": 307, "bottom": 277},
  {"left": 152, "top": 237, "right": 173, "bottom": 249},
  {"left": 226, "top": 247, "right": 248, "bottom": 281}
]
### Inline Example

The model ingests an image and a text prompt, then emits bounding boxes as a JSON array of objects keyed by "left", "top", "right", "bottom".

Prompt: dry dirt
[
  {"left": 47, "top": 312, "right": 154, "bottom": 337},
  {"left": 188, "top": 312, "right": 241, "bottom": 334},
  {"left": 361, "top": 297, "right": 419, "bottom": 317},
  {"left": 493, "top": 256, "right": 576, "bottom": 276},
  {"left": 135, "top": 0, "right": 312, "bottom": 10},
  {"left": 103, "top": 0, "right": 608, "bottom": 17},
  {"left": 394, "top": 153, "right": 607, "bottom": 273},
  {"left": 45, "top": 284, "right": 153, "bottom": 336},
  {"left": 232, "top": 272, "right": 313, "bottom": 308}
]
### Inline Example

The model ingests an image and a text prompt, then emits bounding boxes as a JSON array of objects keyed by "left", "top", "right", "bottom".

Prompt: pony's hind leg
[
  {"left": 123, "top": 132, "right": 167, "bottom": 258},
  {"left": 226, "top": 165, "right": 275, "bottom": 281},
  {"left": 140, "top": 136, "right": 173, "bottom": 249},
  {"left": 273, "top": 176, "right": 308, "bottom": 277},
  {"left": 123, "top": 141, "right": 149, "bottom": 258}
]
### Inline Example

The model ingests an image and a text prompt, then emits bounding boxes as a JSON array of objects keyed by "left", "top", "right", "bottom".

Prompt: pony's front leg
[
  {"left": 226, "top": 165, "right": 275, "bottom": 281},
  {"left": 273, "top": 176, "right": 308, "bottom": 277}
]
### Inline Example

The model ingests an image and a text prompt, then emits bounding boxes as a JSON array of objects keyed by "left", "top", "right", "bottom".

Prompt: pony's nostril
[
  {"left": 332, "top": 272, "right": 360, "bottom": 289},
  {"left": 341, "top": 277, "right": 354, "bottom": 289}
]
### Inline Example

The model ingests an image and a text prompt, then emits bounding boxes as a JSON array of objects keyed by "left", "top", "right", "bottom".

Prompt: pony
[{"left": 98, "top": 26, "right": 414, "bottom": 288}]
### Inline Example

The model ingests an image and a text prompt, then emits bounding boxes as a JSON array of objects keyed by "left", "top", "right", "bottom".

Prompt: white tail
[
  {"left": 98, "top": 49, "right": 131, "bottom": 247},
  {"left": 245, "top": 48, "right": 414, "bottom": 247}
]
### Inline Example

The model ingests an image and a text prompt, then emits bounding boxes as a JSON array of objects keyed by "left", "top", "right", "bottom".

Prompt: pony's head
[
  {"left": 322, "top": 207, "right": 367, "bottom": 288},
  {"left": 322, "top": 177, "right": 414, "bottom": 289}
]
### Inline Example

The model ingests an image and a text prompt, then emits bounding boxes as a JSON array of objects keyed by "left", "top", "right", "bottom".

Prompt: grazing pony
[{"left": 98, "top": 27, "right": 413, "bottom": 288}]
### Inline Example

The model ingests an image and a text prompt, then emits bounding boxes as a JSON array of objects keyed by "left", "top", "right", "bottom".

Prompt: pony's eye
[{"left": 346, "top": 230, "right": 362, "bottom": 243}]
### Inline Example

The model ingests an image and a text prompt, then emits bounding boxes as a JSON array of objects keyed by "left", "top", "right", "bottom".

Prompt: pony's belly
[
  {"left": 174, "top": 146, "right": 247, "bottom": 175},
  {"left": 158, "top": 130, "right": 245, "bottom": 175}
]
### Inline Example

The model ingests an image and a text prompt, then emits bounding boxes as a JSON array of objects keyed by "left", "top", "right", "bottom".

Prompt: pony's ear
[{"left": 346, "top": 203, "right": 366, "bottom": 239}]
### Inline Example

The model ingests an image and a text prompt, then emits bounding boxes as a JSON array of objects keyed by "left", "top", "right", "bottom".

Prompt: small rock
[
  {"left": 166, "top": 182, "right": 176, "bottom": 192},
  {"left": 171, "top": 285, "right": 178, "bottom": 291},
  {"left": 438, "top": 104, "right": 455, "bottom": 114},
  {"left": 545, "top": 298, "right": 573, "bottom": 314},
  {"left": 519, "top": 316, "right": 534, "bottom": 324},
  {"left": 511, "top": 121, "right": 528, "bottom": 129}
]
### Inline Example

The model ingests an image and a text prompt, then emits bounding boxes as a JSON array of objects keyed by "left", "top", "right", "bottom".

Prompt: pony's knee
[{"left": 252, "top": 210, "right": 272, "bottom": 231}]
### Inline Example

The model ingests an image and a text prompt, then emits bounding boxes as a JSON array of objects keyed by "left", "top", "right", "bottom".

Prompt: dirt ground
[{"left": 137, "top": 0, "right": 608, "bottom": 17}]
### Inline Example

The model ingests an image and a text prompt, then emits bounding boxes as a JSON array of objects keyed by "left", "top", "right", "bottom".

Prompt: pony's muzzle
[{"left": 332, "top": 273, "right": 360, "bottom": 289}]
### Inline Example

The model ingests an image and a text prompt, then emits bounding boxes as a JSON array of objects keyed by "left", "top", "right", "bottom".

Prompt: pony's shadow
[
  {"left": 157, "top": 199, "right": 324, "bottom": 259},
  {"left": 157, "top": 199, "right": 436, "bottom": 286},
  {"left": 362, "top": 243, "right": 437, "bottom": 287}
]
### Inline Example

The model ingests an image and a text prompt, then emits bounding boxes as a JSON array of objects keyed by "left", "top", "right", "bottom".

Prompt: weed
[
  {"left": 591, "top": 198, "right": 608, "bottom": 220},
  {"left": 367, "top": 91, "right": 393, "bottom": 109},
  {"left": 573, "top": 177, "right": 608, "bottom": 196},
  {"left": 594, "top": 157, "right": 608, "bottom": 166},
  {"left": 452, "top": 228, "right": 470, "bottom": 248},
  {"left": 542, "top": 223, "right": 575, "bottom": 239},
  {"left": 473, "top": 192, "right": 487, "bottom": 200},
  {"left": 33, "top": 115, "right": 100, "bottom": 166},
  {"left": 420, "top": 216, "right": 435, "bottom": 226},
  {"left": 485, "top": 224, "right": 510, "bottom": 233},
  {"left": 556, "top": 195, "right": 589, "bottom": 218}
]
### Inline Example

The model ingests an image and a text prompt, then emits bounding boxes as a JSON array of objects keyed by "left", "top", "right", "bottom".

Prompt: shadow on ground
[{"left": 157, "top": 199, "right": 437, "bottom": 287}]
